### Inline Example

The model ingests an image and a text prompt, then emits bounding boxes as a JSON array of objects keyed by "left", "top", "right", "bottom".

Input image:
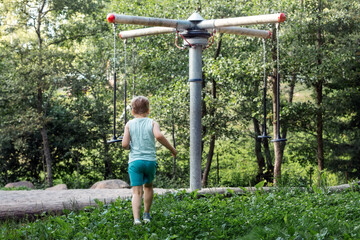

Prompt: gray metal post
[
  {"left": 189, "top": 45, "right": 203, "bottom": 191},
  {"left": 185, "top": 13, "right": 211, "bottom": 191}
]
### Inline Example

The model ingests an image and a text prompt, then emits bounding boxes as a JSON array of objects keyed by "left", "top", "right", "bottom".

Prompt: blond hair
[{"left": 131, "top": 96, "right": 150, "bottom": 114}]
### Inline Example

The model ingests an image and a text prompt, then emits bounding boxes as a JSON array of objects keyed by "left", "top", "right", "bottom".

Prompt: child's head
[{"left": 131, "top": 96, "right": 150, "bottom": 115}]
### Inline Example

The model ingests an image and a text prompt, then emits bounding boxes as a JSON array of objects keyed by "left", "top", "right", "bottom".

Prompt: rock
[
  {"left": 45, "top": 184, "right": 68, "bottom": 190},
  {"left": 90, "top": 179, "right": 130, "bottom": 189},
  {"left": 5, "top": 181, "right": 35, "bottom": 189}
]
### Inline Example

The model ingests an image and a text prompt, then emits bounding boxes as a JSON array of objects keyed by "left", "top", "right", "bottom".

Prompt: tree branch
[{"left": 48, "top": 33, "right": 96, "bottom": 46}]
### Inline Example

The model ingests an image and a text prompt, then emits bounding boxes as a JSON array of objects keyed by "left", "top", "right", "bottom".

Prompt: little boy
[{"left": 122, "top": 96, "right": 177, "bottom": 225}]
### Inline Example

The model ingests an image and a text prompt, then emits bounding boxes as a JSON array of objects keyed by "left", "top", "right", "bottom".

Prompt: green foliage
[
  {"left": 0, "top": 186, "right": 31, "bottom": 191},
  {"left": 1, "top": 0, "right": 360, "bottom": 188},
  {"left": 1, "top": 190, "right": 360, "bottom": 239},
  {"left": 213, "top": 139, "right": 258, "bottom": 187}
]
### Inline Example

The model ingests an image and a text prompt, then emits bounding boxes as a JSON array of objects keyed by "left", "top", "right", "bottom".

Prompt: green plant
[
  {"left": 0, "top": 186, "right": 32, "bottom": 191},
  {"left": 1, "top": 189, "right": 360, "bottom": 239}
]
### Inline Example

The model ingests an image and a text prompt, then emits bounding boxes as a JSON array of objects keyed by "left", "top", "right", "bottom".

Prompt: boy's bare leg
[
  {"left": 143, "top": 183, "right": 153, "bottom": 213},
  {"left": 132, "top": 186, "right": 143, "bottom": 220}
]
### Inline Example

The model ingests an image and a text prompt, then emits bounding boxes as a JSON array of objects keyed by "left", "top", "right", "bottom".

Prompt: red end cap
[
  {"left": 107, "top": 14, "right": 115, "bottom": 23},
  {"left": 267, "top": 30, "right": 272, "bottom": 38},
  {"left": 119, "top": 33, "right": 122, "bottom": 39},
  {"left": 278, "top": 13, "right": 286, "bottom": 22}
]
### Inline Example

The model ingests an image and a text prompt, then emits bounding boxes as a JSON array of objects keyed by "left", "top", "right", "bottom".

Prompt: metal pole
[
  {"left": 184, "top": 14, "right": 211, "bottom": 191},
  {"left": 119, "top": 27, "right": 176, "bottom": 39},
  {"left": 198, "top": 13, "right": 286, "bottom": 29},
  {"left": 189, "top": 45, "right": 203, "bottom": 191},
  {"left": 107, "top": 13, "right": 285, "bottom": 31},
  {"left": 119, "top": 26, "right": 271, "bottom": 39},
  {"left": 107, "top": 13, "right": 193, "bottom": 30}
]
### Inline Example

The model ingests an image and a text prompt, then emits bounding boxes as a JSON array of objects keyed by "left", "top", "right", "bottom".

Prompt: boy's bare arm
[
  {"left": 153, "top": 121, "right": 177, "bottom": 157},
  {"left": 122, "top": 122, "right": 130, "bottom": 150}
]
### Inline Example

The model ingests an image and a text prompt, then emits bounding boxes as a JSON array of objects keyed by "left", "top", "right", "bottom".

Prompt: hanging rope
[
  {"left": 124, "top": 39, "right": 127, "bottom": 125},
  {"left": 272, "top": 23, "right": 287, "bottom": 142},
  {"left": 132, "top": 42, "right": 136, "bottom": 97},
  {"left": 258, "top": 38, "right": 271, "bottom": 139},
  {"left": 276, "top": 24, "right": 280, "bottom": 84},
  {"left": 108, "top": 23, "right": 123, "bottom": 144},
  {"left": 263, "top": 38, "right": 267, "bottom": 90},
  {"left": 112, "top": 23, "right": 117, "bottom": 139},
  {"left": 175, "top": 31, "right": 194, "bottom": 49},
  {"left": 175, "top": 31, "right": 185, "bottom": 50},
  {"left": 113, "top": 24, "right": 117, "bottom": 70}
]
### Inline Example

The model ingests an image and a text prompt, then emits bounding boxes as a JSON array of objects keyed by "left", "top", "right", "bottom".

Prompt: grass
[
  {"left": 1, "top": 188, "right": 360, "bottom": 239},
  {"left": 283, "top": 82, "right": 313, "bottom": 103},
  {"left": 0, "top": 187, "right": 32, "bottom": 191}
]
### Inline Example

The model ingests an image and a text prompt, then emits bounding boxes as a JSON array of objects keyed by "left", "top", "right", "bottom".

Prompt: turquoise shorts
[{"left": 128, "top": 160, "right": 157, "bottom": 186}]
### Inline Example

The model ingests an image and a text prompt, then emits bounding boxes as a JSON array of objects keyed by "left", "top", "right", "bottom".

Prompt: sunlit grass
[
  {"left": 1, "top": 188, "right": 359, "bottom": 239},
  {"left": 0, "top": 187, "right": 32, "bottom": 191},
  {"left": 282, "top": 82, "right": 313, "bottom": 103}
]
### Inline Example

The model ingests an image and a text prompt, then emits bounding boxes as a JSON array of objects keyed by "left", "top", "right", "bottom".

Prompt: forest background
[{"left": 0, "top": 0, "right": 359, "bottom": 189}]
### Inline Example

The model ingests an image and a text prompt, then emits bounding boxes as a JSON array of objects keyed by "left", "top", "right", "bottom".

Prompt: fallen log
[{"left": 0, "top": 183, "right": 358, "bottom": 220}]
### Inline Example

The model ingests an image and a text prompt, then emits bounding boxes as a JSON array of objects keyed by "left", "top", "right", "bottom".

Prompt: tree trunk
[
  {"left": 40, "top": 126, "right": 53, "bottom": 186},
  {"left": 201, "top": 33, "right": 222, "bottom": 187},
  {"left": 316, "top": 0, "right": 325, "bottom": 173},
  {"left": 262, "top": 135, "right": 273, "bottom": 183},
  {"left": 259, "top": 77, "right": 273, "bottom": 173},
  {"left": 75, "top": 151, "right": 80, "bottom": 188},
  {"left": 263, "top": 137, "right": 272, "bottom": 170},
  {"left": 201, "top": 75, "right": 207, "bottom": 157},
  {"left": 201, "top": 76, "right": 217, "bottom": 187},
  {"left": 103, "top": 135, "right": 112, "bottom": 179},
  {"left": 37, "top": 72, "right": 53, "bottom": 186},
  {"left": 272, "top": 24, "right": 283, "bottom": 185},
  {"left": 279, "top": 72, "right": 296, "bottom": 156},
  {"left": 202, "top": 135, "right": 215, "bottom": 187},
  {"left": 254, "top": 45, "right": 270, "bottom": 183},
  {"left": 272, "top": 31, "right": 297, "bottom": 185},
  {"left": 36, "top": 0, "right": 53, "bottom": 187},
  {"left": 253, "top": 117, "right": 266, "bottom": 182},
  {"left": 315, "top": 82, "right": 324, "bottom": 171},
  {"left": 289, "top": 73, "right": 296, "bottom": 104}
]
